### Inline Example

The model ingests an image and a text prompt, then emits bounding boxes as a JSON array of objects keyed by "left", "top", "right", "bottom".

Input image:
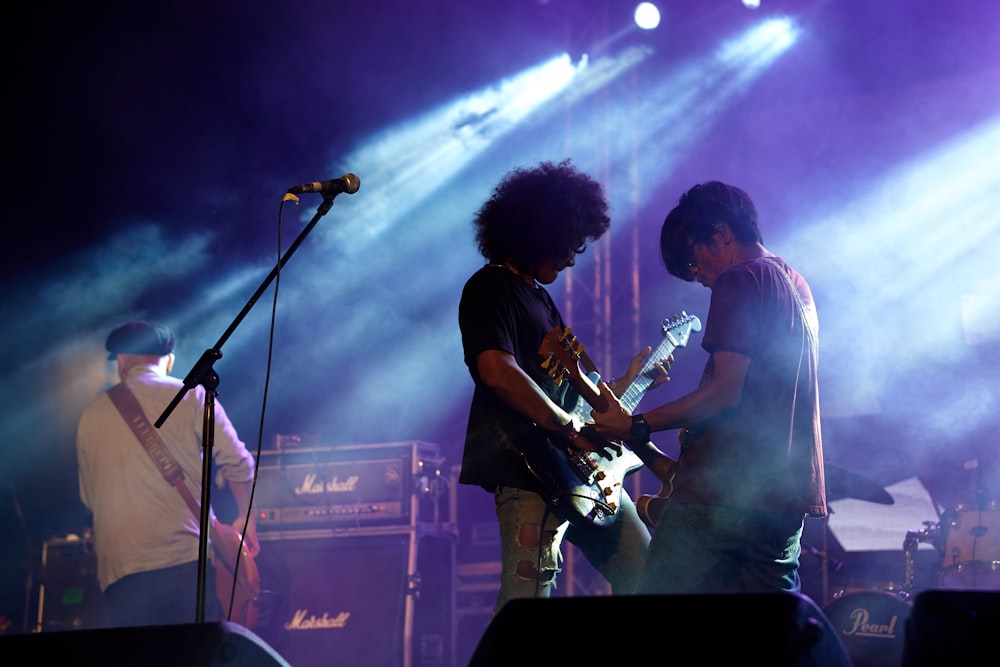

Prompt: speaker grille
[{"left": 254, "top": 528, "right": 455, "bottom": 667}]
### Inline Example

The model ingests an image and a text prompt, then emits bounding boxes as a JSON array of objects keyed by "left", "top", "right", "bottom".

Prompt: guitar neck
[
  {"left": 618, "top": 334, "right": 680, "bottom": 413},
  {"left": 541, "top": 315, "right": 700, "bottom": 418}
]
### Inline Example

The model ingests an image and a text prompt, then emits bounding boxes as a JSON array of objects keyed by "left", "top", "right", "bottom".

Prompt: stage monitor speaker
[
  {"left": 0, "top": 621, "right": 289, "bottom": 666},
  {"left": 254, "top": 528, "right": 455, "bottom": 667},
  {"left": 469, "top": 592, "right": 851, "bottom": 667},
  {"left": 902, "top": 589, "right": 1000, "bottom": 666}
]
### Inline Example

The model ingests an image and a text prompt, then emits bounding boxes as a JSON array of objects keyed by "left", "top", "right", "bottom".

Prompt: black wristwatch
[{"left": 629, "top": 413, "right": 652, "bottom": 442}]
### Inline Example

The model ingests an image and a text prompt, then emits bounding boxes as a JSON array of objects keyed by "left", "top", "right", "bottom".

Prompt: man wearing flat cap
[{"left": 76, "top": 320, "right": 258, "bottom": 627}]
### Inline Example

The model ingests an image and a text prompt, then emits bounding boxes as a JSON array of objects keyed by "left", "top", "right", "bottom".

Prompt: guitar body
[
  {"left": 629, "top": 438, "right": 679, "bottom": 529},
  {"left": 635, "top": 492, "right": 668, "bottom": 528},
  {"left": 211, "top": 518, "right": 261, "bottom": 628},
  {"left": 519, "top": 372, "right": 644, "bottom": 529},
  {"left": 534, "top": 313, "right": 702, "bottom": 529}
]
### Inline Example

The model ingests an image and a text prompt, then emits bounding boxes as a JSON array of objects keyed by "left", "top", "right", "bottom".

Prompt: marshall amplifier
[
  {"left": 255, "top": 441, "right": 446, "bottom": 530},
  {"left": 254, "top": 526, "right": 456, "bottom": 667}
]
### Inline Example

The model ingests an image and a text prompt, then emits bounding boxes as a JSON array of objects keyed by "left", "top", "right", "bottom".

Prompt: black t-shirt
[{"left": 458, "top": 264, "right": 570, "bottom": 491}]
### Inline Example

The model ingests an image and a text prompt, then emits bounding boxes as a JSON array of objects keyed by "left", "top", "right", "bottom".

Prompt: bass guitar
[{"left": 529, "top": 312, "right": 702, "bottom": 528}]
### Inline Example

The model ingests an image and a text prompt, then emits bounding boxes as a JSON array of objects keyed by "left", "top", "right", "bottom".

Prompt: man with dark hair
[
  {"left": 76, "top": 320, "right": 258, "bottom": 626},
  {"left": 458, "top": 160, "right": 667, "bottom": 613},
  {"left": 593, "top": 181, "right": 827, "bottom": 594}
]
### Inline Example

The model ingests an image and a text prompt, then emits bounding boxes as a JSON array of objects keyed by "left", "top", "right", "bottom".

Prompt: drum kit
[{"left": 813, "top": 465, "right": 1000, "bottom": 667}]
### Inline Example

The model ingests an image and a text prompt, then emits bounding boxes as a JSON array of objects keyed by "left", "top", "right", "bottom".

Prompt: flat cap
[{"left": 105, "top": 320, "right": 176, "bottom": 360}]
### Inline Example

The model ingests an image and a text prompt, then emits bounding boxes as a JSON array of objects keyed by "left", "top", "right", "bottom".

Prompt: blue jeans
[
  {"left": 493, "top": 486, "right": 650, "bottom": 614},
  {"left": 639, "top": 502, "right": 804, "bottom": 594}
]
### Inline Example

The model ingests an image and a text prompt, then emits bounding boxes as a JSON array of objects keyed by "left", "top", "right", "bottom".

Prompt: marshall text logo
[
  {"left": 294, "top": 473, "right": 360, "bottom": 496},
  {"left": 284, "top": 609, "right": 351, "bottom": 630}
]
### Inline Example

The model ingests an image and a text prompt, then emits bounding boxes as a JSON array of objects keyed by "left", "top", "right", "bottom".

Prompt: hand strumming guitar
[
  {"left": 589, "top": 381, "right": 638, "bottom": 442},
  {"left": 570, "top": 423, "right": 625, "bottom": 460}
]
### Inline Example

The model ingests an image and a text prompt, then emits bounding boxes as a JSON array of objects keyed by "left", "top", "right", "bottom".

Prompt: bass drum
[{"left": 823, "top": 590, "right": 912, "bottom": 667}]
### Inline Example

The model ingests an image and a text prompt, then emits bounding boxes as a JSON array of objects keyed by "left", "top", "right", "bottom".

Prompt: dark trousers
[{"left": 102, "top": 560, "right": 221, "bottom": 628}]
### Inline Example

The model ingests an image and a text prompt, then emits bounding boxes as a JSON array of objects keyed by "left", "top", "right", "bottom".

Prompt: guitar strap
[{"left": 106, "top": 382, "right": 207, "bottom": 520}]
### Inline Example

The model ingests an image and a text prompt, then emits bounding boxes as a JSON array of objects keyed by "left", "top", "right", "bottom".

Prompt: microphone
[{"left": 287, "top": 173, "right": 360, "bottom": 195}]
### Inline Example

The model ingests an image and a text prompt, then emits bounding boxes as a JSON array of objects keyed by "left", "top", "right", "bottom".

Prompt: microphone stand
[{"left": 154, "top": 189, "right": 352, "bottom": 622}]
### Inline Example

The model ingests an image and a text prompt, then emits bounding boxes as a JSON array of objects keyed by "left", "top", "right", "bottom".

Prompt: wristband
[
  {"left": 559, "top": 420, "right": 580, "bottom": 442},
  {"left": 629, "top": 413, "right": 652, "bottom": 442}
]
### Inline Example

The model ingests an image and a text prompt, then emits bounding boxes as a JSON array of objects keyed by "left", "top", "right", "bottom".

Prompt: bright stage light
[
  {"left": 634, "top": 3, "right": 661, "bottom": 30},
  {"left": 742, "top": 0, "right": 761, "bottom": 9}
]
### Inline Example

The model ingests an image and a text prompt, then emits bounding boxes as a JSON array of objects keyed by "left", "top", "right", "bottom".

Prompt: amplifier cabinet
[
  {"left": 255, "top": 441, "right": 446, "bottom": 531},
  {"left": 255, "top": 526, "right": 456, "bottom": 667},
  {"left": 33, "top": 537, "right": 102, "bottom": 632}
]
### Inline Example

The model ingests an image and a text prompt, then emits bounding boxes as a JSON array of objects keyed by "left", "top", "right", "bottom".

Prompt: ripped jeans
[{"left": 492, "top": 486, "right": 650, "bottom": 615}]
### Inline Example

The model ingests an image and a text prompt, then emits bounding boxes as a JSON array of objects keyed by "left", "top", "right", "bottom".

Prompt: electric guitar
[
  {"left": 211, "top": 518, "right": 261, "bottom": 627},
  {"left": 529, "top": 312, "right": 702, "bottom": 528}
]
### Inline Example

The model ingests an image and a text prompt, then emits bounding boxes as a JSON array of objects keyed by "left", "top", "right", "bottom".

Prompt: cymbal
[{"left": 825, "top": 463, "right": 894, "bottom": 505}]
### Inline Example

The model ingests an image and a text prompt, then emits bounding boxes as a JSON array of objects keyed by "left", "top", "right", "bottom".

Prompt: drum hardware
[
  {"left": 806, "top": 513, "right": 839, "bottom": 606},
  {"left": 802, "top": 533, "right": 843, "bottom": 607},
  {"left": 902, "top": 521, "right": 940, "bottom": 592},
  {"left": 830, "top": 584, "right": 909, "bottom": 600}
]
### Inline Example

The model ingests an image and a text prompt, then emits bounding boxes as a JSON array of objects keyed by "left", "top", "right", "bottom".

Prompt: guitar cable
[{"left": 535, "top": 503, "right": 557, "bottom": 599}]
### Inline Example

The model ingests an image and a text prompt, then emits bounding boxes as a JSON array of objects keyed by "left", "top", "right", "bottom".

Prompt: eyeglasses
[{"left": 685, "top": 239, "right": 698, "bottom": 272}]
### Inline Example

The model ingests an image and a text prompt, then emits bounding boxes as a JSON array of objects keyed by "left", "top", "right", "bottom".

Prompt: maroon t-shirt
[{"left": 672, "top": 257, "right": 827, "bottom": 518}]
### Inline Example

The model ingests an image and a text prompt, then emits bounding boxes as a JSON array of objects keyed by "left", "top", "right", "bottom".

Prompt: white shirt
[{"left": 76, "top": 364, "right": 254, "bottom": 591}]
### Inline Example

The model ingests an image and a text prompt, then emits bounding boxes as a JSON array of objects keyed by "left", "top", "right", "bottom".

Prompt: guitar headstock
[
  {"left": 539, "top": 326, "right": 585, "bottom": 386},
  {"left": 539, "top": 326, "right": 608, "bottom": 412},
  {"left": 660, "top": 312, "right": 703, "bottom": 350}
]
